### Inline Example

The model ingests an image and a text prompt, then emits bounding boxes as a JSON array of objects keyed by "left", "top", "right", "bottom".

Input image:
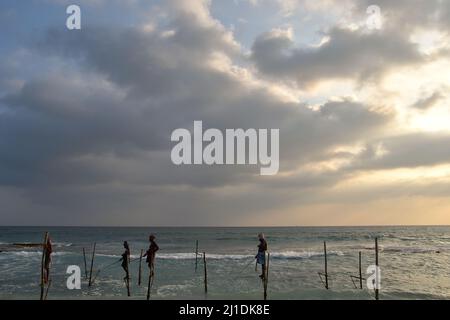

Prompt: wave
[
  {"left": 344, "top": 244, "right": 441, "bottom": 254},
  {"left": 385, "top": 235, "right": 428, "bottom": 241},
  {"left": 157, "top": 283, "right": 195, "bottom": 297},
  {"left": 382, "top": 233, "right": 450, "bottom": 242},
  {"left": 155, "top": 251, "right": 344, "bottom": 261},
  {"left": 94, "top": 247, "right": 441, "bottom": 259},
  {"left": 96, "top": 253, "right": 145, "bottom": 260},
  {"left": 382, "top": 246, "right": 442, "bottom": 254},
  {"left": 53, "top": 242, "right": 73, "bottom": 247},
  {"left": 1, "top": 251, "right": 71, "bottom": 257},
  {"left": 271, "top": 250, "right": 344, "bottom": 259},
  {"left": 0, "top": 242, "right": 72, "bottom": 250},
  {"left": 95, "top": 251, "right": 345, "bottom": 261},
  {"left": 160, "top": 253, "right": 250, "bottom": 260},
  {"left": 94, "top": 252, "right": 248, "bottom": 260},
  {"left": 96, "top": 253, "right": 123, "bottom": 258}
]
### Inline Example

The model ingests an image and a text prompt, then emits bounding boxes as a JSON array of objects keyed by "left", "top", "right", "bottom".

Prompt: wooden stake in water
[
  {"left": 40, "top": 232, "right": 49, "bottom": 300},
  {"left": 147, "top": 264, "right": 154, "bottom": 300},
  {"left": 88, "top": 242, "right": 96, "bottom": 287},
  {"left": 138, "top": 249, "right": 143, "bottom": 286},
  {"left": 318, "top": 241, "right": 329, "bottom": 289},
  {"left": 83, "top": 247, "right": 88, "bottom": 280},
  {"left": 195, "top": 240, "right": 199, "bottom": 272},
  {"left": 324, "top": 242, "right": 329, "bottom": 289},
  {"left": 44, "top": 279, "right": 52, "bottom": 301},
  {"left": 146, "top": 271, "right": 151, "bottom": 300},
  {"left": 359, "top": 251, "right": 363, "bottom": 289},
  {"left": 263, "top": 252, "right": 270, "bottom": 300},
  {"left": 350, "top": 251, "right": 364, "bottom": 289},
  {"left": 125, "top": 255, "right": 131, "bottom": 297},
  {"left": 375, "top": 237, "right": 379, "bottom": 300},
  {"left": 203, "top": 252, "right": 208, "bottom": 294}
]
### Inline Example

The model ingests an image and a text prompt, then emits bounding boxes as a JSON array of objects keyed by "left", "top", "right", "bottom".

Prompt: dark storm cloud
[
  {"left": 0, "top": 0, "right": 392, "bottom": 191},
  {"left": 0, "top": 73, "right": 168, "bottom": 186},
  {"left": 0, "top": 43, "right": 390, "bottom": 189}
]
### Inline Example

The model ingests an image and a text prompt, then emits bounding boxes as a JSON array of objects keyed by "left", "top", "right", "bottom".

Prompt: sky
[{"left": 0, "top": 0, "right": 450, "bottom": 226}]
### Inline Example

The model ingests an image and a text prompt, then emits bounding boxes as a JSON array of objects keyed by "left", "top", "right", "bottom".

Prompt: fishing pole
[
  {"left": 236, "top": 257, "right": 257, "bottom": 275},
  {"left": 91, "top": 255, "right": 142, "bottom": 283},
  {"left": 129, "top": 256, "right": 141, "bottom": 264},
  {"left": 100, "top": 258, "right": 122, "bottom": 270},
  {"left": 90, "top": 258, "right": 122, "bottom": 283}
]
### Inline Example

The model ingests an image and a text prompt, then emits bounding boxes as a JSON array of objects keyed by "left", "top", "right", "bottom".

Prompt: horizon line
[{"left": 1, "top": 224, "right": 449, "bottom": 228}]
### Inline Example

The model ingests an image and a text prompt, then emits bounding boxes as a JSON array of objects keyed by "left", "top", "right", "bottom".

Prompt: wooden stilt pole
[
  {"left": 83, "top": 247, "right": 88, "bottom": 280},
  {"left": 44, "top": 233, "right": 52, "bottom": 301},
  {"left": 146, "top": 272, "right": 151, "bottom": 300},
  {"left": 324, "top": 241, "right": 329, "bottom": 290},
  {"left": 263, "top": 252, "right": 270, "bottom": 300},
  {"left": 125, "top": 271, "right": 130, "bottom": 297},
  {"left": 138, "top": 249, "right": 143, "bottom": 286},
  {"left": 375, "top": 237, "right": 379, "bottom": 300},
  {"left": 147, "top": 264, "right": 154, "bottom": 300},
  {"left": 40, "top": 232, "right": 49, "bottom": 300},
  {"left": 203, "top": 252, "right": 208, "bottom": 295},
  {"left": 350, "top": 251, "right": 365, "bottom": 289},
  {"left": 195, "top": 240, "right": 199, "bottom": 272},
  {"left": 125, "top": 253, "right": 131, "bottom": 297},
  {"left": 88, "top": 242, "right": 96, "bottom": 287},
  {"left": 44, "top": 279, "right": 52, "bottom": 300},
  {"left": 359, "top": 251, "right": 363, "bottom": 289}
]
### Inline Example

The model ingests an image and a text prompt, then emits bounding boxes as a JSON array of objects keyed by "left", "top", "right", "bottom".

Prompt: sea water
[{"left": 1, "top": 226, "right": 449, "bottom": 300}]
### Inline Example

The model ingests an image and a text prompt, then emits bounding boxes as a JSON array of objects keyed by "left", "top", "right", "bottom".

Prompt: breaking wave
[{"left": 92, "top": 251, "right": 344, "bottom": 261}]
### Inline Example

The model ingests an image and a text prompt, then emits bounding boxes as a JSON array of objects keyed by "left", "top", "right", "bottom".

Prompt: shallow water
[{"left": 1, "top": 226, "right": 449, "bottom": 300}]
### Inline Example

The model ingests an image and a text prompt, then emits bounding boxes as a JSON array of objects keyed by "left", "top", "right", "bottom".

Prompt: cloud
[
  {"left": 251, "top": 27, "right": 424, "bottom": 87},
  {"left": 351, "top": 133, "right": 450, "bottom": 170},
  {"left": 0, "top": 0, "right": 395, "bottom": 226},
  {"left": 0, "top": 0, "right": 450, "bottom": 225},
  {"left": 411, "top": 91, "right": 444, "bottom": 110},
  {"left": 353, "top": 0, "right": 450, "bottom": 31}
]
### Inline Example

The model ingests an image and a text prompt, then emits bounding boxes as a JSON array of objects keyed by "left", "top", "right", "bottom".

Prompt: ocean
[{"left": 1, "top": 226, "right": 449, "bottom": 300}]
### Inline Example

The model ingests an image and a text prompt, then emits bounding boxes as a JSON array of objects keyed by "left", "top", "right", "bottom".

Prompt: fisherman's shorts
[{"left": 256, "top": 252, "right": 266, "bottom": 265}]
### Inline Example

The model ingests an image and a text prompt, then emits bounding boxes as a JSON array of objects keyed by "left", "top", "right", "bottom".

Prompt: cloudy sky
[{"left": 1, "top": 0, "right": 450, "bottom": 226}]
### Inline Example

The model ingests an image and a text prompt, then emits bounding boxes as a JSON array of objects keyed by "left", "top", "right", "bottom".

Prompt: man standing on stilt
[
  {"left": 144, "top": 234, "right": 159, "bottom": 276},
  {"left": 255, "top": 233, "right": 267, "bottom": 280}
]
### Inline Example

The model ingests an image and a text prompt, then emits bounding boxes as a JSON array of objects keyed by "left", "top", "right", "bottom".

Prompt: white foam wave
[
  {"left": 271, "top": 250, "right": 344, "bottom": 259},
  {"left": 96, "top": 253, "right": 143, "bottom": 259},
  {"left": 2, "top": 250, "right": 345, "bottom": 260},
  {"left": 156, "top": 251, "right": 345, "bottom": 260},
  {"left": 2, "top": 251, "right": 71, "bottom": 257},
  {"left": 53, "top": 242, "right": 73, "bottom": 247},
  {"left": 157, "top": 283, "right": 195, "bottom": 297}
]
